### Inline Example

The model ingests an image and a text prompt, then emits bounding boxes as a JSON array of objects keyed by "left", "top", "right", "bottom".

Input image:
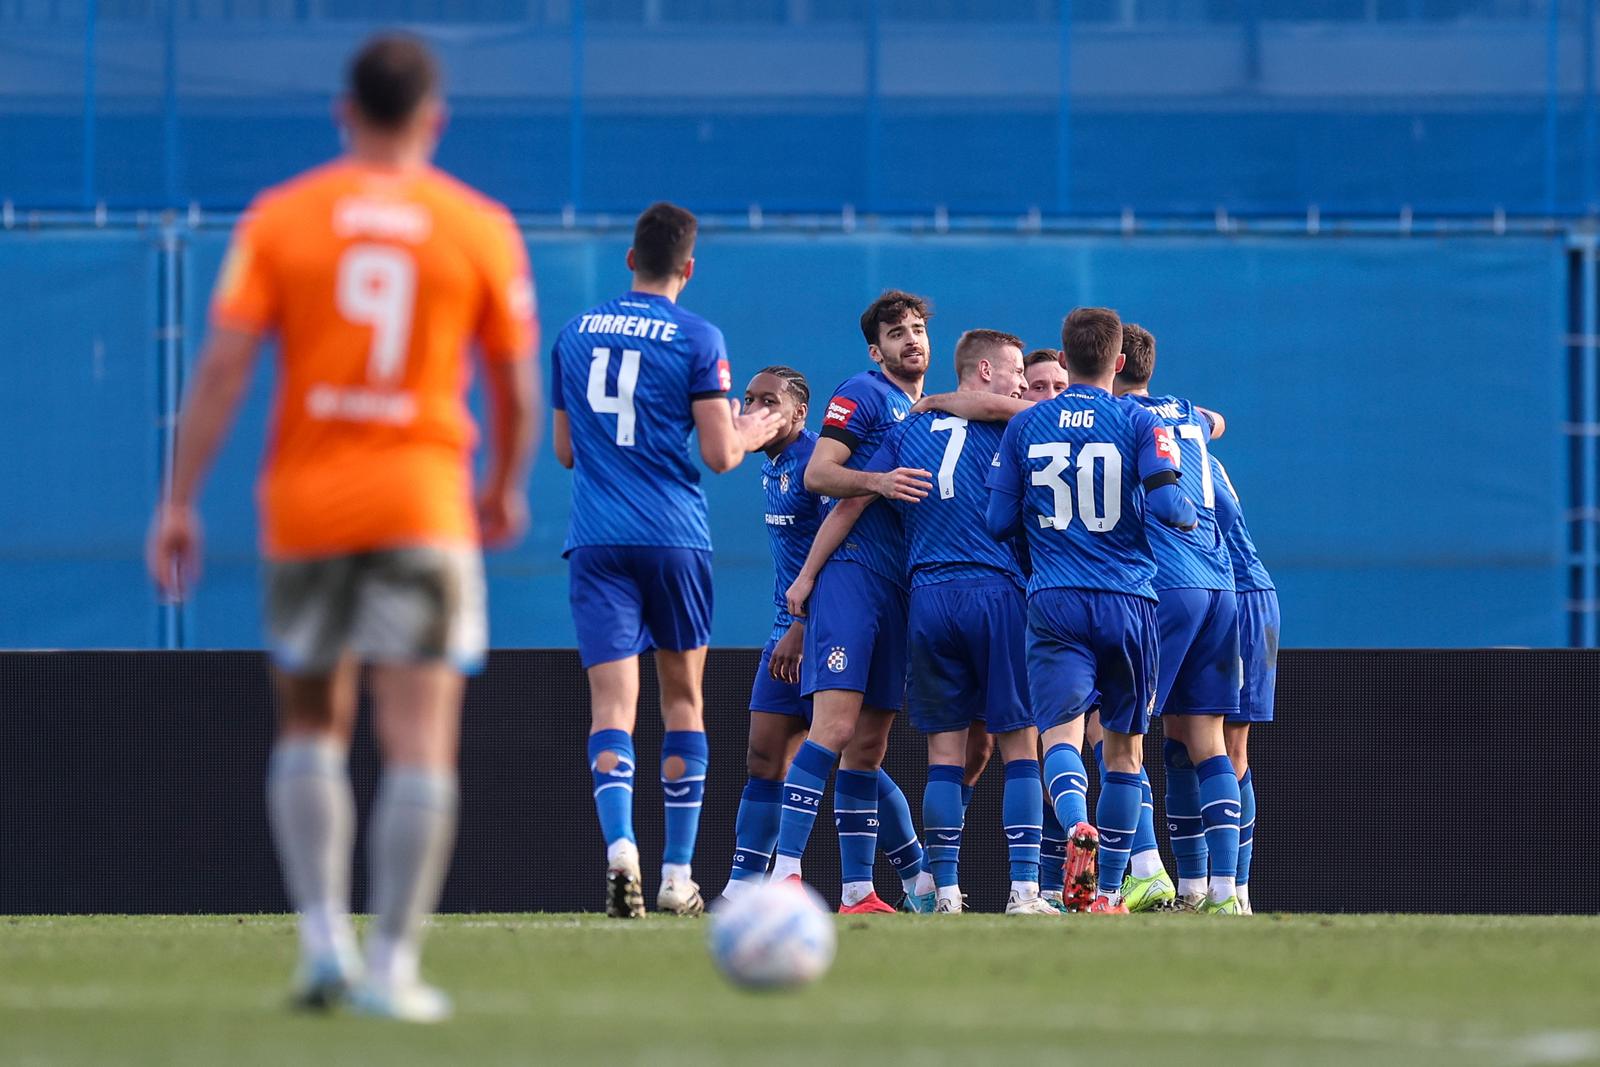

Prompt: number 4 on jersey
[{"left": 589, "top": 347, "right": 640, "bottom": 446}]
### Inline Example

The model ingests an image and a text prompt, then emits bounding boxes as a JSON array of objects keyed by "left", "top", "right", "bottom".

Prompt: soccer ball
[{"left": 708, "top": 880, "right": 836, "bottom": 990}]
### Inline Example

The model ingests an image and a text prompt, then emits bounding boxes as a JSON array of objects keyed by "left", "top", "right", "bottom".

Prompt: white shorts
[{"left": 265, "top": 546, "right": 486, "bottom": 675}]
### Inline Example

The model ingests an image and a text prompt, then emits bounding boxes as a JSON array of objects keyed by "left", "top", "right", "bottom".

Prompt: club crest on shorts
[{"left": 826, "top": 646, "right": 848, "bottom": 673}]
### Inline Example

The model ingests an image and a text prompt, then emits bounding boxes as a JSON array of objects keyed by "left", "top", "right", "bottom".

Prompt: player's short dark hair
[
  {"left": 859, "top": 289, "right": 933, "bottom": 347},
  {"left": 1061, "top": 307, "right": 1124, "bottom": 379},
  {"left": 1118, "top": 323, "right": 1156, "bottom": 387},
  {"left": 758, "top": 364, "right": 810, "bottom": 407},
  {"left": 954, "top": 329, "right": 1023, "bottom": 379},
  {"left": 1024, "top": 348, "right": 1062, "bottom": 368},
  {"left": 348, "top": 34, "right": 440, "bottom": 131},
  {"left": 632, "top": 202, "right": 698, "bottom": 281}
]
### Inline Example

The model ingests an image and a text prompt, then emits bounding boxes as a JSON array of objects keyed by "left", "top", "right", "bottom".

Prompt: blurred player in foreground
[
  {"left": 723, "top": 365, "right": 933, "bottom": 907},
  {"left": 1116, "top": 324, "right": 1244, "bottom": 914},
  {"left": 1213, "top": 454, "right": 1278, "bottom": 915},
  {"left": 986, "top": 308, "right": 1196, "bottom": 914},
  {"left": 147, "top": 34, "right": 538, "bottom": 1021},
  {"left": 551, "top": 202, "right": 777, "bottom": 919}
]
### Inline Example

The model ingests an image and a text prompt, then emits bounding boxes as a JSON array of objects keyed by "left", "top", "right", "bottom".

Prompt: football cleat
[
  {"left": 1040, "top": 890, "right": 1070, "bottom": 915},
  {"left": 1063, "top": 822, "right": 1099, "bottom": 912},
  {"left": 933, "top": 895, "right": 964, "bottom": 914},
  {"left": 1201, "top": 895, "right": 1243, "bottom": 916},
  {"left": 349, "top": 978, "right": 453, "bottom": 1024},
  {"left": 657, "top": 876, "right": 705, "bottom": 917},
  {"left": 839, "top": 892, "right": 897, "bottom": 915},
  {"left": 896, "top": 886, "right": 938, "bottom": 913},
  {"left": 1087, "top": 893, "right": 1129, "bottom": 914},
  {"left": 605, "top": 842, "right": 646, "bottom": 919},
  {"left": 1170, "top": 890, "right": 1209, "bottom": 913},
  {"left": 1120, "top": 869, "right": 1178, "bottom": 913},
  {"left": 289, "top": 952, "right": 360, "bottom": 1012},
  {"left": 1237, "top": 885, "right": 1254, "bottom": 915},
  {"left": 1005, "top": 891, "right": 1059, "bottom": 916}
]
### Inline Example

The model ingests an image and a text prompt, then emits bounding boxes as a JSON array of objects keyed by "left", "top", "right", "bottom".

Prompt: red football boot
[
  {"left": 838, "top": 891, "right": 897, "bottom": 915},
  {"left": 1063, "top": 821, "right": 1100, "bottom": 913},
  {"left": 1087, "top": 892, "right": 1130, "bottom": 915}
]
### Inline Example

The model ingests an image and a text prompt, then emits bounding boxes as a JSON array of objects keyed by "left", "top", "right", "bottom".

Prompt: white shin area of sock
[
  {"left": 840, "top": 880, "right": 875, "bottom": 906},
  {"left": 1209, "top": 875, "right": 1237, "bottom": 902},
  {"left": 1010, "top": 881, "right": 1039, "bottom": 899},
  {"left": 1178, "top": 877, "right": 1208, "bottom": 897},
  {"left": 365, "top": 934, "right": 419, "bottom": 988},
  {"left": 661, "top": 862, "right": 691, "bottom": 884},
  {"left": 1130, "top": 850, "right": 1166, "bottom": 880},
  {"left": 770, "top": 855, "right": 802, "bottom": 881},
  {"left": 910, "top": 870, "right": 935, "bottom": 896}
]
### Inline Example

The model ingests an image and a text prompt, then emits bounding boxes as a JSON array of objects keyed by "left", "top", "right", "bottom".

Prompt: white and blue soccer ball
[{"left": 708, "top": 880, "right": 836, "bottom": 990}]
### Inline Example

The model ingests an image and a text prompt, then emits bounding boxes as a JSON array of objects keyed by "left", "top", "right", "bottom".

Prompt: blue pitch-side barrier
[{"left": 0, "top": 226, "right": 1572, "bottom": 650}]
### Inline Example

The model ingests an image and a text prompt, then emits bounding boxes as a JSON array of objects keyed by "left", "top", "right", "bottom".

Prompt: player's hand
[
  {"left": 147, "top": 502, "right": 202, "bottom": 602},
  {"left": 786, "top": 570, "right": 817, "bottom": 618},
  {"left": 874, "top": 467, "right": 933, "bottom": 502},
  {"left": 769, "top": 622, "right": 804, "bottom": 684},
  {"left": 733, "top": 406, "right": 782, "bottom": 452},
  {"left": 477, "top": 485, "right": 530, "bottom": 548}
]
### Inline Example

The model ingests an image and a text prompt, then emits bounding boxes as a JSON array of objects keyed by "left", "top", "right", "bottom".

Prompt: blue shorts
[
  {"left": 1155, "top": 587, "right": 1242, "bottom": 717},
  {"left": 1229, "top": 588, "right": 1281, "bottom": 724},
  {"left": 568, "top": 545, "right": 714, "bottom": 669},
  {"left": 1026, "top": 588, "right": 1159, "bottom": 737},
  {"left": 906, "top": 577, "right": 1032, "bottom": 736},
  {"left": 800, "top": 559, "right": 908, "bottom": 711},
  {"left": 750, "top": 628, "right": 811, "bottom": 720}
]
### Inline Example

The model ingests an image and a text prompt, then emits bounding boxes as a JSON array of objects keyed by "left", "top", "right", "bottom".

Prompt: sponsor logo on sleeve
[
  {"left": 716, "top": 359, "right": 732, "bottom": 392},
  {"left": 1154, "top": 426, "right": 1177, "bottom": 460},
  {"left": 824, "top": 396, "right": 859, "bottom": 430}
]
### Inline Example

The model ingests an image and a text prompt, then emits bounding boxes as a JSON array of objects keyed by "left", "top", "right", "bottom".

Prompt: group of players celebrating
[
  {"left": 150, "top": 33, "right": 1277, "bottom": 1022},
  {"left": 556, "top": 206, "right": 1280, "bottom": 923}
]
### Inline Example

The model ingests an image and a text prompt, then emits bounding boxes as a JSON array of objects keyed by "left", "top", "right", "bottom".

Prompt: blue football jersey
[
  {"left": 817, "top": 369, "right": 914, "bottom": 587},
  {"left": 1212, "top": 455, "right": 1275, "bottom": 593},
  {"left": 551, "top": 291, "right": 732, "bottom": 554},
  {"left": 763, "top": 429, "right": 825, "bottom": 634},
  {"left": 987, "top": 384, "right": 1180, "bottom": 601},
  {"left": 867, "top": 412, "right": 1021, "bottom": 588},
  {"left": 1123, "top": 394, "right": 1234, "bottom": 592}
]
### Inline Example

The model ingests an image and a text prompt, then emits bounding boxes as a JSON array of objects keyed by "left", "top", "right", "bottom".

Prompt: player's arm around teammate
[{"left": 149, "top": 34, "right": 537, "bottom": 1021}]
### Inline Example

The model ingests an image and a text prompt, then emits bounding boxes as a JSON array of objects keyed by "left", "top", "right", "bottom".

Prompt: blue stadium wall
[{"left": 0, "top": 227, "right": 1568, "bottom": 650}]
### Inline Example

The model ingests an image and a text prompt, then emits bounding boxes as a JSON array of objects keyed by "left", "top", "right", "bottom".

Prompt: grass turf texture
[{"left": 3, "top": 914, "right": 1598, "bottom": 1066}]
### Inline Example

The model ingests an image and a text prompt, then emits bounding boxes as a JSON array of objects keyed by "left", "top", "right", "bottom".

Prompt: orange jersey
[{"left": 211, "top": 159, "right": 536, "bottom": 559}]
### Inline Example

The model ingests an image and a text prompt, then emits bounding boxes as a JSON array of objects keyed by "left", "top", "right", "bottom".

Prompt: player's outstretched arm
[
  {"left": 1197, "top": 405, "right": 1226, "bottom": 440},
  {"left": 478, "top": 355, "right": 539, "bottom": 548},
  {"left": 785, "top": 495, "right": 871, "bottom": 617},
  {"left": 693, "top": 397, "right": 779, "bottom": 473},
  {"left": 804, "top": 437, "right": 932, "bottom": 500},
  {"left": 147, "top": 326, "right": 263, "bottom": 600},
  {"left": 911, "top": 392, "right": 1030, "bottom": 422},
  {"left": 552, "top": 409, "right": 574, "bottom": 469},
  {"left": 1145, "top": 478, "right": 1198, "bottom": 531}
]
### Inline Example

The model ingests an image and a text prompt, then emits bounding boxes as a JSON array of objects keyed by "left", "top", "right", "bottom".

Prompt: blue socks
[
  {"left": 1237, "top": 768, "right": 1255, "bottom": 886},
  {"left": 588, "top": 729, "right": 635, "bottom": 848},
  {"left": 923, "top": 764, "right": 965, "bottom": 889},
  {"left": 1040, "top": 799, "right": 1068, "bottom": 895},
  {"left": 1043, "top": 743, "right": 1089, "bottom": 831},
  {"left": 1164, "top": 739, "right": 1207, "bottom": 883},
  {"left": 775, "top": 740, "right": 835, "bottom": 862},
  {"left": 729, "top": 778, "right": 781, "bottom": 884},
  {"left": 875, "top": 769, "right": 925, "bottom": 884},
  {"left": 660, "top": 731, "right": 708, "bottom": 867},
  {"left": 1198, "top": 754, "right": 1241, "bottom": 893},
  {"left": 1098, "top": 770, "right": 1142, "bottom": 894},
  {"left": 1132, "top": 766, "right": 1160, "bottom": 864},
  {"left": 834, "top": 769, "right": 880, "bottom": 886},
  {"left": 1002, "top": 759, "right": 1043, "bottom": 885}
]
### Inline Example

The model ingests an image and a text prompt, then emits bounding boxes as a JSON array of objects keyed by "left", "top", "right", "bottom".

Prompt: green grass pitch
[{"left": 3, "top": 914, "right": 1598, "bottom": 1066}]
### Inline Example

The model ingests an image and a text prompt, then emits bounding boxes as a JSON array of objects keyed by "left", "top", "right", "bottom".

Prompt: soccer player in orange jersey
[{"left": 146, "top": 34, "right": 538, "bottom": 1022}]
